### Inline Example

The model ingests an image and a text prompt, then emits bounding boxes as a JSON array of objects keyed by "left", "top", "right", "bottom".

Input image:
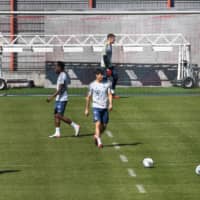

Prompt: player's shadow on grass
[
  {"left": 77, "top": 133, "right": 94, "bottom": 138},
  {"left": 60, "top": 133, "right": 94, "bottom": 138},
  {"left": 0, "top": 170, "right": 21, "bottom": 175},
  {"left": 104, "top": 142, "right": 142, "bottom": 148}
]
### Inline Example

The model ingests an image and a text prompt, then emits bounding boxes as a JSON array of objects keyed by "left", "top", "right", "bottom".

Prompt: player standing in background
[
  {"left": 47, "top": 61, "right": 80, "bottom": 138},
  {"left": 85, "top": 68, "right": 113, "bottom": 149},
  {"left": 101, "top": 33, "right": 119, "bottom": 98}
]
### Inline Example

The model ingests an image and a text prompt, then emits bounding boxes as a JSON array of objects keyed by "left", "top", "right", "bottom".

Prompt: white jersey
[
  {"left": 56, "top": 72, "right": 68, "bottom": 102},
  {"left": 89, "top": 80, "right": 111, "bottom": 109}
]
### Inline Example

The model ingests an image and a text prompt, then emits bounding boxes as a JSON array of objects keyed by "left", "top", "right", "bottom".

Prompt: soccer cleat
[
  {"left": 49, "top": 133, "right": 61, "bottom": 138},
  {"left": 97, "top": 137, "right": 103, "bottom": 149},
  {"left": 98, "top": 143, "right": 104, "bottom": 149},
  {"left": 112, "top": 94, "right": 120, "bottom": 99},
  {"left": 74, "top": 125, "right": 80, "bottom": 137}
]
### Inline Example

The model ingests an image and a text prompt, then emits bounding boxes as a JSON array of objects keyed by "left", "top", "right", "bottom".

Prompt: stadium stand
[
  {"left": 46, "top": 62, "right": 199, "bottom": 88},
  {"left": 46, "top": 62, "right": 178, "bottom": 87}
]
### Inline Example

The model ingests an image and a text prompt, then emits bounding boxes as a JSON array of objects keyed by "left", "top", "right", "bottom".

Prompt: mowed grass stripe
[
  {"left": 109, "top": 96, "right": 200, "bottom": 199},
  {"left": 0, "top": 95, "right": 200, "bottom": 200},
  {"left": 0, "top": 97, "right": 137, "bottom": 200}
]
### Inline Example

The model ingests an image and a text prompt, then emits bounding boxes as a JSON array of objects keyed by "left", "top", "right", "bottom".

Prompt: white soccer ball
[
  {"left": 195, "top": 165, "right": 200, "bottom": 175},
  {"left": 143, "top": 158, "right": 154, "bottom": 168}
]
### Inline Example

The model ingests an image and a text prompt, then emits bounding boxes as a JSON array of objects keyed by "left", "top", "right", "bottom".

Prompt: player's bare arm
[
  {"left": 108, "top": 91, "right": 113, "bottom": 112},
  {"left": 85, "top": 94, "right": 91, "bottom": 116},
  {"left": 47, "top": 84, "right": 64, "bottom": 102}
]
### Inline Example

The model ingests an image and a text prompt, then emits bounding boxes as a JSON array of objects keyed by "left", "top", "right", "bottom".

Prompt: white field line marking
[
  {"left": 106, "top": 130, "right": 113, "bottom": 138},
  {"left": 136, "top": 184, "right": 146, "bottom": 193},
  {"left": 112, "top": 142, "right": 121, "bottom": 150},
  {"left": 120, "top": 154, "right": 128, "bottom": 163},
  {"left": 127, "top": 168, "right": 137, "bottom": 177}
]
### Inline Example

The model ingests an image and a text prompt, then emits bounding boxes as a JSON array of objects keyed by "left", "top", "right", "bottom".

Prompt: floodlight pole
[{"left": 89, "top": 0, "right": 96, "bottom": 8}]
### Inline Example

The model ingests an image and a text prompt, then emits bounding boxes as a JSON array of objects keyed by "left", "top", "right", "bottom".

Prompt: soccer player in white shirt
[
  {"left": 47, "top": 61, "right": 80, "bottom": 138},
  {"left": 85, "top": 68, "right": 113, "bottom": 148}
]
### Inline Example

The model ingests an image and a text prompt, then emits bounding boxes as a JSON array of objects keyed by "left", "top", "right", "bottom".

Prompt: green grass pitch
[{"left": 0, "top": 90, "right": 200, "bottom": 200}]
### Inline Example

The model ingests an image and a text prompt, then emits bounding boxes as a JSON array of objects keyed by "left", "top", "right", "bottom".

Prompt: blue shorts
[
  {"left": 54, "top": 101, "right": 67, "bottom": 116},
  {"left": 93, "top": 108, "right": 109, "bottom": 124}
]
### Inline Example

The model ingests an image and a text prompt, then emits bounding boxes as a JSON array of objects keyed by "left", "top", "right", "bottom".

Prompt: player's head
[
  {"left": 95, "top": 68, "right": 104, "bottom": 82},
  {"left": 107, "top": 33, "right": 116, "bottom": 44},
  {"left": 55, "top": 61, "right": 65, "bottom": 74}
]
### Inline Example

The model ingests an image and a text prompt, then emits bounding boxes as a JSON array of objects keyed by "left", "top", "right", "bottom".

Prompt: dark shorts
[
  {"left": 93, "top": 108, "right": 109, "bottom": 124},
  {"left": 54, "top": 101, "right": 67, "bottom": 116}
]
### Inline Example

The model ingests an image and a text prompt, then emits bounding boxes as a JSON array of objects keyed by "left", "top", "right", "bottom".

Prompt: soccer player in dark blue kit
[{"left": 101, "top": 33, "right": 119, "bottom": 98}]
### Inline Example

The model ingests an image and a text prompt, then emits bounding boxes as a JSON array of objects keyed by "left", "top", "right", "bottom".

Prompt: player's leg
[
  {"left": 111, "top": 68, "right": 118, "bottom": 96},
  {"left": 95, "top": 121, "right": 101, "bottom": 138},
  {"left": 100, "top": 109, "right": 109, "bottom": 136},
  {"left": 58, "top": 101, "right": 80, "bottom": 136},
  {"left": 95, "top": 121, "right": 103, "bottom": 148},
  {"left": 50, "top": 101, "right": 80, "bottom": 138},
  {"left": 93, "top": 108, "right": 103, "bottom": 148},
  {"left": 49, "top": 101, "right": 62, "bottom": 138},
  {"left": 100, "top": 123, "right": 106, "bottom": 134},
  {"left": 100, "top": 109, "right": 108, "bottom": 134},
  {"left": 103, "top": 67, "right": 108, "bottom": 81},
  {"left": 94, "top": 109, "right": 109, "bottom": 146},
  {"left": 56, "top": 113, "right": 80, "bottom": 136},
  {"left": 96, "top": 109, "right": 109, "bottom": 148}
]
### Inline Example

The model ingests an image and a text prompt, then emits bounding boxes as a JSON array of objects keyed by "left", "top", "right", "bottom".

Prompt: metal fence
[{"left": 1, "top": 0, "right": 200, "bottom": 11}]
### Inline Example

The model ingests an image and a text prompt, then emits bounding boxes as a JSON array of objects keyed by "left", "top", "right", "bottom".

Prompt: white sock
[
  {"left": 55, "top": 127, "right": 60, "bottom": 135},
  {"left": 71, "top": 122, "right": 77, "bottom": 129},
  {"left": 97, "top": 137, "right": 102, "bottom": 145}
]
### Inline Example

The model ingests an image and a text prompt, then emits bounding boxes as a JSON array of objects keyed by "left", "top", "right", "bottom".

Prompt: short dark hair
[
  {"left": 57, "top": 61, "right": 65, "bottom": 70},
  {"left": 95, "top": 68, "right": 104, "bottom": 75},
  {"left": 107, "top": 33, "right": 116, "bottom": 39}
]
